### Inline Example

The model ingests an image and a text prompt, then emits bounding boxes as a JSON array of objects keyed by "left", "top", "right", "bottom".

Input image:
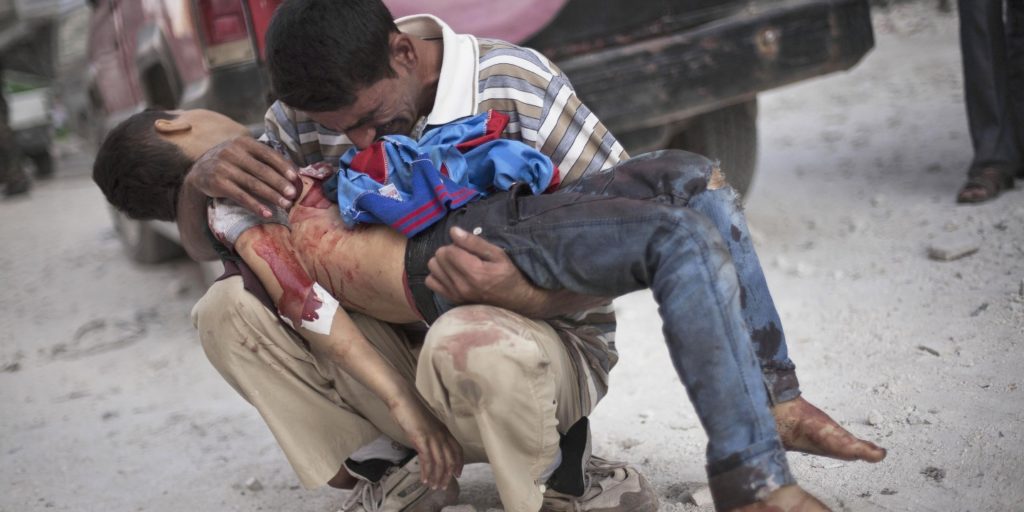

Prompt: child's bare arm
[{"left": 234, "top": 223, "right": 463, "bottom": 488}]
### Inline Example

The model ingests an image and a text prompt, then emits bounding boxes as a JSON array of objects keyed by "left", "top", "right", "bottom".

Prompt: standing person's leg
[
  {"left": 956, "top": 0, "right": 1019, "bottom": 201},
  {"left": 1006, "top": 0, "right": 1024, "bottom": 171}
]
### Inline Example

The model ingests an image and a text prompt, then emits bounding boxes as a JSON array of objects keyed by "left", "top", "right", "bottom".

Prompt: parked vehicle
[
  {"left": 2, "top": 0, "right": 81, "bottom": 181},
  {"left": 87, "top": 0, "right": 874, "bottom": 265}
]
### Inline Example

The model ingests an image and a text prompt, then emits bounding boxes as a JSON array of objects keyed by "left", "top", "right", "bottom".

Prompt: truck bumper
[{"left": 555, "top": 0, "right": 875, "bottom": 135}]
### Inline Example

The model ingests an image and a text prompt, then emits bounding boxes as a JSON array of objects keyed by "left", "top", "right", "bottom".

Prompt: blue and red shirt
[{"left": 322, "top": 110, "right": 560, "bottom": 237}]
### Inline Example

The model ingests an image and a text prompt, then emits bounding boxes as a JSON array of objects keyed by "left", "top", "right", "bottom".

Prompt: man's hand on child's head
[{"left": 188, "top": 136, "right": 300, "bottom": 218}]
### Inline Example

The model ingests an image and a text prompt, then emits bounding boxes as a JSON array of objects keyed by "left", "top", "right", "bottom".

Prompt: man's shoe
[
  {"left": 957, "top": 164, "right": 1015, "bottom": 203},
  {"left": 541, "top": 456, "right": 658, "bottom": 512},
  {"left": 341, "top": 456, "right": 459, "bottom": 512}
]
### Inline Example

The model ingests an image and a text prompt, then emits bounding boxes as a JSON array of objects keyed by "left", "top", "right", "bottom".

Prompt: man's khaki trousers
[{"left": 192, "top": 276, "right": 588, "bottom": 512}]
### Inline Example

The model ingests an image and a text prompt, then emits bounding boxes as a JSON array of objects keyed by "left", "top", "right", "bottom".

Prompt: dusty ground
[{"left": 1, "top": 3, "right": 1022, "bottom": 511}]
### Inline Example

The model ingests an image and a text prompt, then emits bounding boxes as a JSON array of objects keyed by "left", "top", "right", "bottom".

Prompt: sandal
[{"left": 956, "top": 164, "right": 1014, "bottom": 204}]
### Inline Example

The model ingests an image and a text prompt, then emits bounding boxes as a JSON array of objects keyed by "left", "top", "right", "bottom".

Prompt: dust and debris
[
  {"left": 619, "top": 437, "right": 643, "bottom": 450},
  {"left": 921, "top": 466, "right": 946, "bottom": 483},
  {"left": 687, "top": 485, "right": 714, "bottom": 507},
  {"left": 244, "top": 477, "right": 263, "bottom": 492},
  {"left": 880, "top": 488, "right": 898, "bottom": 496},
  {"left": 867, "top": 410, "right": 885, "bottom": 426},
  {"left": 969, "top": 303, "right": 989, "bottom": 317},
  {"left": 916, "top": 345, "right": 940, "bottom": 356}
]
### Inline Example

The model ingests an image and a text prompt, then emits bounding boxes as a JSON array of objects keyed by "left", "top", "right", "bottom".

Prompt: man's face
[
  {"left": 306, "top": 71, "right": 421, "bottom": 150},
  {"left": 156, "top": 109, "right": 250, "bottom": 160}
]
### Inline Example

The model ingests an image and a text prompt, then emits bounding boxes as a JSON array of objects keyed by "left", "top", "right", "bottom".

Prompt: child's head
[{"left": 92, "top": 109, "right": 248, "bottom": 221}]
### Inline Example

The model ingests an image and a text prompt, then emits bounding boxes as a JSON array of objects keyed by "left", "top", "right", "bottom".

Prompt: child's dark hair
[
  {"left": 266, "top": 0, "right": 398, "bottom": 112},
  {"left": 92, "top": 110, "right": 192, "bottom": 221}
]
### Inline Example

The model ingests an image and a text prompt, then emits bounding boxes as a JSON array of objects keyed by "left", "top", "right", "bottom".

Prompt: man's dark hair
[
  {"left": 266, "top": 0, "right": 399, "bottom": 112},
  {"left": 92, "top": 110, "right": 192, "bottom": 222}
]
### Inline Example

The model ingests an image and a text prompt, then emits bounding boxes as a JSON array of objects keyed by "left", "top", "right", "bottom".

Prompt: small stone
[
  {"left": 244, "top": 477, "right": 263, "bottom": 492},
  {"left": 921, "top": 466, "right": 946, "bottom": 482},
  {"left": 867, "top": 410, "right": 884, "bottom": 426},
  {"left": 970, "top": 303, "right": 989, "bottom": 317},
  {"left": 686, "top": 485, "right": 714, "bottom": 507},
  {"left": 906, "top": 413, "right": 929, "bottom": 425},
  {"left": 472, "top": 227, "right": 483, "bottom": 236},
  {"left": 927, "top": 234, "right": 980, "bottom": 261}
]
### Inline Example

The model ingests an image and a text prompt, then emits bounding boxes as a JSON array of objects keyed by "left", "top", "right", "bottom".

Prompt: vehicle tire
[
  {"left": 29, "top": 151, "right": 54, "bottom": 179},
  {"left": 668, "top": 98, "right": 758, "bottom": 197},
  {"left": 110, "top": 209, "right": 184, "bottom": 264}
]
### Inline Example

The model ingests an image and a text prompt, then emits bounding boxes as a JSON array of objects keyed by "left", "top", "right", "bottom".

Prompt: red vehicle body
[
  {"left": 85, "top": 0, "right": 561, "bottom": 137},
  {"left": 87, "top": 0, "right": 282, "bottom": 136}
]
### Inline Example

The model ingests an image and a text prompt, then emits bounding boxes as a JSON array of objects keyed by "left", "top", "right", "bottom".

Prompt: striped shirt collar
[{"left": 395, "top": 14, "right": 480, "bottom": 128}]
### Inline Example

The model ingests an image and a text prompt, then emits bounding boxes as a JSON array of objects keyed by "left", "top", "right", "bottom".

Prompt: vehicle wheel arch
[{"left": 134, "top": 23, "right": 182, "bottom": 109}]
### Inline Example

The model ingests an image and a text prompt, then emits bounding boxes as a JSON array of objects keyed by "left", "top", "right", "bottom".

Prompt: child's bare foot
[
  {"left": 773, "top": 397, "right": 886, "bottom": 463},
  {"left": 728, "top": 485, "right": 831, "bottom": 511}
]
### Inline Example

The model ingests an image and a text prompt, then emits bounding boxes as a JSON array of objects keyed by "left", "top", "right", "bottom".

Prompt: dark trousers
[{"left": 958, "top": 0, "right": 1024, "bottom": 173}]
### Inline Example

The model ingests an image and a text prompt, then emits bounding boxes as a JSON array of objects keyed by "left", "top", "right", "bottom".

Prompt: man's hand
[
  {"left": 388, "top": 397, "right": 463, "bottom": 490},
  {"left": 188, "top": 136, "right": 299, "bottom": 217},
  {"left": 426, "top": 227, "right": 609, "bottom": 317}
]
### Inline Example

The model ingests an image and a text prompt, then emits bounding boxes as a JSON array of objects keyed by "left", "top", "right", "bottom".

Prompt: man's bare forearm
[{"left": 176, "top": 175, "right": 218, "bottom": 261}]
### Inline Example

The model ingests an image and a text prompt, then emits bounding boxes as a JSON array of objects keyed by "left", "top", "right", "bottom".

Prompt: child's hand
[{"left": 389, "top": 398, "right": 463, "bottom": 489}]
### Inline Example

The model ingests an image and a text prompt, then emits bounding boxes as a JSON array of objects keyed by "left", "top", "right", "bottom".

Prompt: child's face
[{"left": 155, "top": 109, "right": 251, "bottom": 160}]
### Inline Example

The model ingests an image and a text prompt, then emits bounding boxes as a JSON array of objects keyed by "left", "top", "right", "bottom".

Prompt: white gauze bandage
[
  {"left": 278, "top": 282, "right": 339, "bottom": 335},
  {"left": 207, "top": 198, "right": 289, "bottom": 248}
]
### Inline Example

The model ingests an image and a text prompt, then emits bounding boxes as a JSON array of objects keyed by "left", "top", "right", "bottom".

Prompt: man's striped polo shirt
[{"left": 260, "top": 13, "right": 626, "bottom": 413}]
